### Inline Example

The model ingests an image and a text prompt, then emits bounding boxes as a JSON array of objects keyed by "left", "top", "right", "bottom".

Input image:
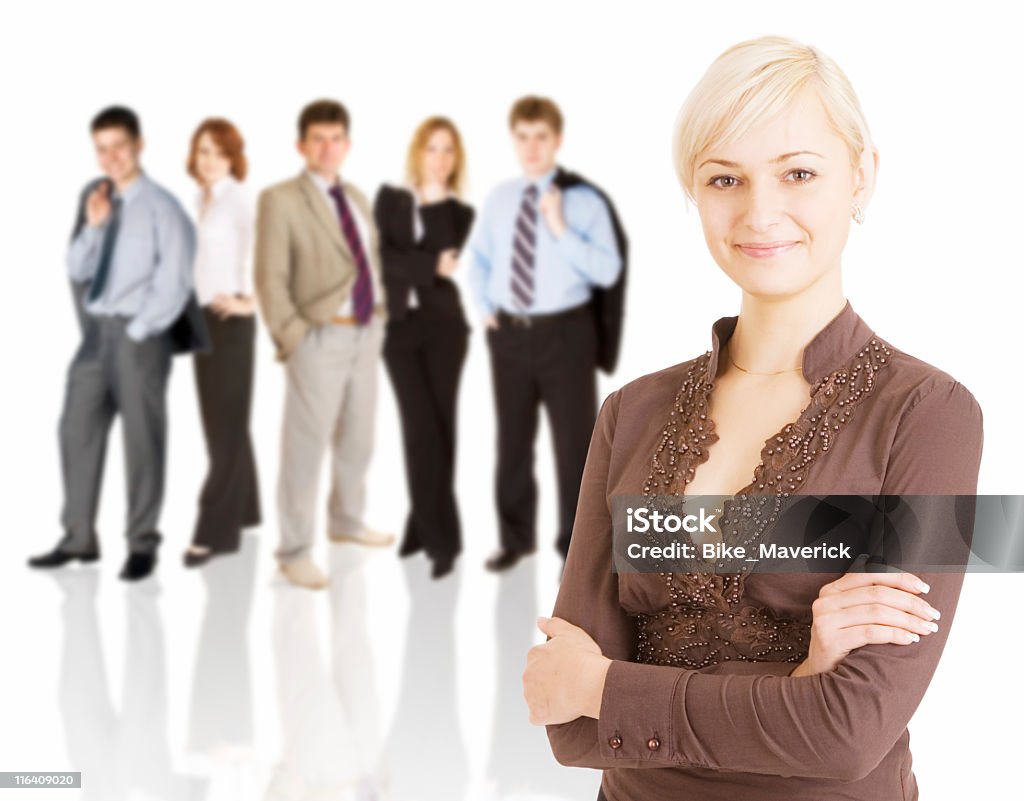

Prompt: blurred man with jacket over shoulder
[
  {"left": 468, "top": 96, "right": 624, "bottom": 571},
  {"left": 29, "top": 106, "right": 206, "bottom": 581}
]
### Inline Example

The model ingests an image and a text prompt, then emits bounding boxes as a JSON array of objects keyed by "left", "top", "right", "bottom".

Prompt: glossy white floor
[
  {"left": 5, "top": 499, "right": 596, "bottom": 801},
  {"left": 5, "top": 513, "right": 1022, "bottom": 801}
]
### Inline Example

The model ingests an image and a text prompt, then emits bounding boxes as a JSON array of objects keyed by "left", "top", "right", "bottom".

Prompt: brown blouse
[{"left": 546, "top": 302, "right": 984, "bottom": 801}]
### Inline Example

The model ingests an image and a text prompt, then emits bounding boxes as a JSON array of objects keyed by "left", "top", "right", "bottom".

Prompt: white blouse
[{"left": 193, "top": 175, "right": 254, "bottom": 306}]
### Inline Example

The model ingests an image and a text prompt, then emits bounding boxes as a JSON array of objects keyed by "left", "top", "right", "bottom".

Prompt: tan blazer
[{"left": 254, "top": 172, "right": 387, "bottom": 360}]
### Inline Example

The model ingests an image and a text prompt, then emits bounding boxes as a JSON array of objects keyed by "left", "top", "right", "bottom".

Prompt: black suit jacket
[
  {"left": 70, "top": 177, "right": 209, "bottom": 355},
  {"left": 552, "top": 167, "right": 628, "bottom": 375},
  {"left": 373, "top": 185, "right": 474, "bottom": 324}
]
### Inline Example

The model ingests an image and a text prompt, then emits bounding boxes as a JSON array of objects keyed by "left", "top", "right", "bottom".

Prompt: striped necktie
[
  {"left": 510, "top": 184, "right": 539, "bottom": 311},
  {"left": 328, "top": 184, "right": 374, "bottom": 325}
]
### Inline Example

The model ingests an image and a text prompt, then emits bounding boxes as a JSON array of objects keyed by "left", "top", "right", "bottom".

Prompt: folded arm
[
  {"left": 546, "top": 383, "right": 983, "bottom": 781},
  {"left": 373, "top": 190, "right": 438, "bottom": 288}
]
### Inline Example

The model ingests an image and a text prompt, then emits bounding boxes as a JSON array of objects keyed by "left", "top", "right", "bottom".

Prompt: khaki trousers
[{"left": 275, "top": 317, "right": 383, "bottom": 563}]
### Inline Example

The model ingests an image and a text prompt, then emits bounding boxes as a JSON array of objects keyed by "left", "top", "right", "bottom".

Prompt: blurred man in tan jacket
[{"left": 255, "top": 99, "right": 392, "bottom": 589}]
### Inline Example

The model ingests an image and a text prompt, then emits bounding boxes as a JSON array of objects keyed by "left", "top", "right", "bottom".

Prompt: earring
[{"left": 851, "top": 203, "right": 865, "bottom": 224}]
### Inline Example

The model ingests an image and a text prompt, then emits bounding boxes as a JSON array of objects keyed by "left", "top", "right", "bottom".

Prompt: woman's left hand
[{"left": 523, "top": 616, "right": 612, "bottom": 725}]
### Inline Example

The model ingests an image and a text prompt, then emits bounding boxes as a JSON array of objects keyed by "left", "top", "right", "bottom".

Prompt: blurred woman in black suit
[{"left": 375, "top": 117, "right": 474, "bottom": 579}]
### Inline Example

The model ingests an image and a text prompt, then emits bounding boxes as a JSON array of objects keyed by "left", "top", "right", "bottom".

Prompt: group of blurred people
[{"left": 28, "top": 96, "right": 626, "bottom": 587}]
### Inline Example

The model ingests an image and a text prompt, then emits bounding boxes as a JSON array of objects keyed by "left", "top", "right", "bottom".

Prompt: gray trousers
[
  {"left": 276, "top": 318, "right": 383, "bottom": 563},
  {"left": 59, "top": 316, "right": 172, "bottom": 555}
]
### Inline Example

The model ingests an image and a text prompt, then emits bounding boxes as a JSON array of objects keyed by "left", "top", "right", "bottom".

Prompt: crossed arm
[{"left": 529, "top": 382, "right": 982, "bottom": 781}]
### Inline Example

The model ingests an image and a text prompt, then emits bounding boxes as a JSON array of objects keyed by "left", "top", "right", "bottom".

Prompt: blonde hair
[
  {"left": 674, "top": 36, "right": 874, "bottom": 200},
  {"left": 405, "top": 116, "right": 466, "bottom": 196}
]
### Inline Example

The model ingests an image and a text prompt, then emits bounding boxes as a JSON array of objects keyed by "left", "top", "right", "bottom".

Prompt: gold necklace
[{"left": 728, "top": 355, "right": 802, "bottom": 376}]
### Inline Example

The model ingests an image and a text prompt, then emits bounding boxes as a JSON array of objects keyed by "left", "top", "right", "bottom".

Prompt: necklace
[{"left": 728, "top": 355, "right": 802, "bottom": 376}]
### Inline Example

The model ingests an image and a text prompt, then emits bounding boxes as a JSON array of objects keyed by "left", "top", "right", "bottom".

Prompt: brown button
[
  {"left": 608, "top": 735, "right": 623, "bottom": 750},
  {"left": 647, "top": 737, "right": 661, "bottom": 751}
]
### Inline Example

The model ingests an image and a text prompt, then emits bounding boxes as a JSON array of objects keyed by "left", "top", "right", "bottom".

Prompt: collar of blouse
[{"left": 706, "top": 301, "right": 874, "bottom": 387}]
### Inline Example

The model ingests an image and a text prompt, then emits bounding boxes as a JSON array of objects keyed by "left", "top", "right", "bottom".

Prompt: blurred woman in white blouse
[{"left": 183, "top": 118, "right": 261, "bottom": 567}]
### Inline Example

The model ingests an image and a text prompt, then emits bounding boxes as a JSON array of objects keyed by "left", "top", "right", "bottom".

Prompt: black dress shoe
[
  {"left": 484, "top": 547, "right": 534, "bottom": 573},
  {"left": 183, "top": 548, "right": 218, "bottom": 568},
  {"left": 119, "top": 552, "right": 157, "bottom": 581},
  {"left": 28, "top": 546, "right": 99, "bottom": 569},
  {"left": 431, "top": 555, "right": 456, "bottom": 580},
  {"left": 183, "top": 551, "right": 210, "bottom": 568}
]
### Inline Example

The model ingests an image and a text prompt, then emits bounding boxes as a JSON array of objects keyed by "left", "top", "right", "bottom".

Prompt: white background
[{"left": 1, "top": 1, "right": 1021, "bottom": 799}]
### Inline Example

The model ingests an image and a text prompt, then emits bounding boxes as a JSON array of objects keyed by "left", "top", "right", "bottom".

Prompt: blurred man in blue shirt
[
  {"left": 29, "top": 106, "right": 204, "bottom": 581},
  {"left": 468, "top": 96, "right": 622, "bottom": 571}
]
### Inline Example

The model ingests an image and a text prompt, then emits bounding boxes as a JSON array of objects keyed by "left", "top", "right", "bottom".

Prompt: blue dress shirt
[
  {"left": 68, "top": 173, "right": 196, "bottom": 341},
  {"left": 467, "top": 168, "right": 621, "bottom": 318}
]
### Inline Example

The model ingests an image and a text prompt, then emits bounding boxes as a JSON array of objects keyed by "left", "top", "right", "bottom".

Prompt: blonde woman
[
  {"left": 374, "top": 117, "right": 474, "bottom": 579},
  {"left": 523, "top": 37, "right": 982, "bottom": 800}
]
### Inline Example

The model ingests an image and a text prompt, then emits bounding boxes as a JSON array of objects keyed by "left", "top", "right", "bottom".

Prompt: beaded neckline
[
  {"left": 633, "top": 335, "right": 895, "bottom": 668},
  {"left": 645, "top": 335, "right": 893, "bottom": 503}
]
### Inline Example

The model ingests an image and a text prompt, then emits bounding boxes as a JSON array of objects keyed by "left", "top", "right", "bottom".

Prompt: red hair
[{"left": 187, "top": 117, "right": 247, "bottom": 181}]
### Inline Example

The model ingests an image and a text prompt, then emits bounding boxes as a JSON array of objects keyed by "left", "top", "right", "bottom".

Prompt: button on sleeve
[{"left": 596, "top": 659, "right": 682, "bottom": 762}]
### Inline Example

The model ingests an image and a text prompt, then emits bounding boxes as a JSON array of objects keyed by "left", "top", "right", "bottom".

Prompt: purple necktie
[{"left": 328, "top": 184, "right": 374, "bottom": 325}]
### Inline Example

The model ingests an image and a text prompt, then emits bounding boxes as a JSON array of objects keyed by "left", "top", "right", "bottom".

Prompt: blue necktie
[{"left": 87, "top": 195, "right": 123, "bottom": 302}]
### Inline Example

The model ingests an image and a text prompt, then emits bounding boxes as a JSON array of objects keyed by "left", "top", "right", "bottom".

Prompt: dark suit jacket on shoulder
[{"left": 553, "top": 167, "right": 628, "bottom": 375}]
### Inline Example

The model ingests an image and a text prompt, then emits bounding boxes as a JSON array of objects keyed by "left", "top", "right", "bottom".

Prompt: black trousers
[
  {"left": 383, "top": 312, "right": 468, "bottom": 560},
  {"left": 486, "top": 305, "right": 598, "bottom": 557},
  {"left": 190, "top": 309, "right": 260, "bottom": 552}
]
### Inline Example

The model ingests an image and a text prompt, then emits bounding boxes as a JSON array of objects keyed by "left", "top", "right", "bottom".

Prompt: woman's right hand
[
  {"left": 790, "top": 571, "right": 942, "bottom": 678},
  {"left": 435, "top": 249, "right": 459, "bottom": 277}
]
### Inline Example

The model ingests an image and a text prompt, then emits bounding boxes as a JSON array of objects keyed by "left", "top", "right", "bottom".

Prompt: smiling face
[
  {"left": 297, "top": 122, "right": 350, "bottom": 180},
  {"left": 692, "top": 90, "right": 871, "bottom": 301},
  {"left": 421, "top": 127, "right": 457, "bottom": 187},
  {"left": 92, "top": 126, "right": 142, "bottom": 186},
  {"left": 193, "top": 131, "right": 231, "bottom": 187},
  {"left": 511, "top": 120, "right": 561, "bottom": 179}
]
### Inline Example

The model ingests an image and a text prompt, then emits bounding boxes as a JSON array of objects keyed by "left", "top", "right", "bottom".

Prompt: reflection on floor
[
  {"left": 384, "top": 557, "right": 467, "bottom": 801},
  {"left": 486, "top": 560, "right": 596, "bottom": 801},
  {"left": 267, "top": 548, "right": 384, "bottom": 800},
  {"left": 54, "top": 568, "right": 207, "bottom": 800},
  {"left": 36, "top": 533, "right": 597, "bottom": 801}
]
